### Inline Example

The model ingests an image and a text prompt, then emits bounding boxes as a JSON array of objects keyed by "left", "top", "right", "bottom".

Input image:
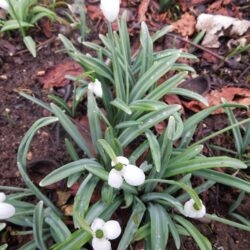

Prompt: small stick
[{"left": 166, "top": 32, "right": 225, "bottom": 61}]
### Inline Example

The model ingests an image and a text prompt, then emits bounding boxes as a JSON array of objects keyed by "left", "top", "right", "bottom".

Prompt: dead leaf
[
  {"left": 56, "top": 191, "right": 71, "bottom": 207},
  {"left": 171, "top": 13, "right": 196, "bottom": 36},
  {"left": 39, "top": 61, "right": 84, "bottom": 88},
  {"left": 183, "top": 87, "right": 250, "bottom": 114},
  {"left": 138, "top": 0, "right": 150, "bottom": 23},
  {"left": 196, "top": 14, "right": 250, "bottom": 48},
  {"left": 155, "top": 121, "right": 166, "bottom": 135}
]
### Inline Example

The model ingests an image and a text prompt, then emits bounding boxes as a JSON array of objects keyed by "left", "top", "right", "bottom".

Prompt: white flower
[
  {"left": 0, "top": 0, "right": 9, "bottom": 10},
  {"left": 88, "top": 79, "right": 103, "bottom": 98},
  {"left": 91, "top": 218, "right": 121, "bottom": 250},
  {"left": 0, "top": 192, "right": 15, "bottom": 220},
  {"left": 183, "top": 199, "right": 206, "bottom": 219},
  {"left": 108, "top": 156, "right": 145, "bottom": 189},
  {"left": 100, "top": 0, "right": 120, "bottom": 22}
]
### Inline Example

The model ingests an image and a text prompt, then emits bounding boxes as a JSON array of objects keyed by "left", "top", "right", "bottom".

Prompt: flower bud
[{"left": 100, "top": 0, "right": 120, "bottom": 22}]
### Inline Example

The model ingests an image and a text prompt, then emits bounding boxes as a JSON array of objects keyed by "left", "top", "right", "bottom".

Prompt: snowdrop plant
[
  {"left": 0, "top": 0, "right": 9, "bottom": 10},
  {"left": 0, "top": 0, "right": 56, "bottom": 57},
  {"left": 100, "top": 0, "right": 120, "bottom": 22},
  {"left": 7, "top": 10, "right": 250, "bottom": 250},
  {"left": 91, "top": 218, "right": 121, "bottom": 250},
  {"left": 0, "top": 192, "right": 15, "bottom": 220}
]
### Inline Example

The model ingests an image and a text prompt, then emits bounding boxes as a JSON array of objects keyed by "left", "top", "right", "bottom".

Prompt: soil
[{"left": 1, "top": 0, "right": 250, "bottom": 249}]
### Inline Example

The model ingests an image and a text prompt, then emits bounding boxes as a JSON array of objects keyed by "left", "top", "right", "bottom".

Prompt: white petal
[
  {"left": 108, "top": 169, "right": 123, "bottom": 189},
  {"left": 123, "top": 165, "right": 145, "bottom": 186},
  {"left": 0, "top": 202, "right": 16, "bottom": 220},
  {"left": 100, "top": 0, "right": 120, "bottom": 22},
  {"left": 111, "top": 156, "right": 129, "bottom": 167},
  {"left": 103, "top": 220, "right": 121, "bottom": 240},
  {"left": 0, "top": 193, "right": 6, "bottom": 202},
  {"left": 0, "top": 0, "right": 9, "bottom": 10},
  {"left": 91, "top": 218, "right": 105, "bottom": 232},
  {"left": 88, "top": 79, "right": 103, "bottom": 98},
  {"left": 92, "top": 237, "right": 111, "bottom": 250},
  {"left": 183, "top": 199, "right": 206, "bottom": 219},
  {"left": 93, "top": 79, "right": 103, "bottom": 98}
]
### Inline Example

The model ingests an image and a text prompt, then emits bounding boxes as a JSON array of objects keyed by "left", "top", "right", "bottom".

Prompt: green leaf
[
  {"left": 48, "top": 95, "right": 72, "bottom": 116},
  {"left": 33, "top": 201, "right": 47, "bottom": 250},
  {"left": 87, "top": 91, "right": 103, "bottom": 153},
  {"left": 148, "top": 204, "right": 169, "bottom": 250},
  {"left": 164, "top": 157, "right": 247, "bottom": 177},
  {"left": 145, "top": 130, "right": 161, "bottom": 172},
  {"left": 73, "top": 174, "right": 99, "bottom": 228},
  {"left": 39, "top": 159, "right": 101, "bottom": 186},
  {"left": 206, "top": 214, "right": 250, "bottom": 232},
  {"left": 111, "top": 98, "right": 132, "bottom": 115},
  {"left": 98, "top": 139, "right": 117, "bottom": 162},
  {"left": 51, "top": 103, "right": 92, "bottom": 157},
  {"left": 174, "top": 215, "right": 212, "bottom": 250},
  {"left": 23, "top": 36, "right": 36, "bottom": 58},
  {"left": 130, "top": 100, "right": 167, "bottom": 112},
  {"left": 119, "top": 105, "right": 181, "bottom": 147},
  {"left": 1, "top": 20, "right": 34, "bottom": 32},
  {"left": 193, "top": 169, "right": 250, "bottom": 193},
  {"left": 139, "top": 22, "right": 153, "bottom": 76},
  {"left": 44, "top": 208, "right": 71, "bottom": 243},
  {"left": 130, "top": 53, "right": 180, "bottom": 101},
  {"left": 118, "top": 200, "right": 146, "bottom": 250}
]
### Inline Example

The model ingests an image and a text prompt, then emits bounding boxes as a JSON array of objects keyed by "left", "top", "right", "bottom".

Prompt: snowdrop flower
[
  {"left": 183, "top": 199, "right": 206, "bottom": 219},
  {"left": 0, "top": 193, "right": 15, "bottom": 220},
  {"left": 91, "top": 218, "right": 121, "bottom": 250},
  {"left": 100, "top": 0, "right": 120, "bottom": 22},
  {"left": 108, "top": 156, "right": 145, "bottom": 189},
  {"left": 88, "top": 79, "right": 103, "bottom": 98},
  {"left": 0, "top": 0, "right": 9, "bottom": 10}
]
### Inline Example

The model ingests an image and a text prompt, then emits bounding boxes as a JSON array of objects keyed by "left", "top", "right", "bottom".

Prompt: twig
[
  {"left": 166, "top": 32, "right": 225, "bottom": 61},
  {"left": 15, "top": 36, "right": 56, "bottom": 56}
]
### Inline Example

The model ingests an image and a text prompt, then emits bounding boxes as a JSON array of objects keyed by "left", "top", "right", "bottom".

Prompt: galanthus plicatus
[
  {"left": 108, "top": 156, "right": 145, "bottom": 189},
  {"left": 0, "top": 0, "right": 9, "bottom": 10},
  {"left": 88, "top": 79, "right": 103, "bottom": 98},
  {"left": 183, "top": 198, "right": 206, "bottom": 219},
  {"left": 100, "top": 0, "right": 120, "bottom": 22},
  {"left": 0, "top": 192, "right": 15, "bottom": 220},
  {"left": 91, "top": 218, "right": 121, "bottom": 250}
]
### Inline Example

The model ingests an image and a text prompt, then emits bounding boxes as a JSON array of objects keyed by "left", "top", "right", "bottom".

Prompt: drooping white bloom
[
  {"left": 88, "top": 79, "right": 103, "bottom": 98},
  {"left": 0, "top": 192, "right": 15, "bottom": 220},
  {"left": 0, "top": 0, "right": 9, "bottom": 10},
  {"left": 100, "top": 0, "right": 120, "bottom": 22},
  {"left": 183, "top": 199, "right": 206, "bottom": 219},
  {"left": 91, "top": 218, "right": 121, "bottom": 250},
  {"left": 108, "top": 156, "right": 145, "bottom": 189}
]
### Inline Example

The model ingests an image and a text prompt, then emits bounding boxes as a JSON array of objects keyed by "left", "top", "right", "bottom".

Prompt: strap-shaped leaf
[
  {"left": 118, "top": 200, "right": 146, "bottom": 250},
  {"left": 148, "top": 204, "right": 169, "bottom": 250},
  {"left": 174, "top": 215, "right": 212, "bottom": 250},
  {"left": 193, "top": 169, "right": 250, "bottom": 193},
  {"left": 111, "top": 98, "right": 132, "bottom": 115},
  {"left": 51, "top": 103, "right": 92, "bottom": 157},
  {"left": 44, "top": 208, "right": 71, "bottom": 243},
  {"left": 39, "top": 159, "right": 101, "bottom": 186},
  {"left": 130, "top": 54, "right": 180, "bottom": 101},
  {"left": 33, "top": 201, "right": 47, "bottom": 250},
  {"left": 145, "top": 130, "right": 161, "bottom": 172},
  {"left": 165, "top": 157, "right": 247, "bottom": 177},
  {"left": 119, "top": 105, "right": 181, "bottom": 147}
]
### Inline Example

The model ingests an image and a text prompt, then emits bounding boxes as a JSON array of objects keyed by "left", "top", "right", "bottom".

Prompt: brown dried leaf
[
  {"left": 138, "top": 0, "right": 150, "bottom": 22},
  {"left": 183, "top": 87, "right": 250, "bottom": 114},
  {"left": 39, "top": 61, "right": 83, "bottom": 88},
  {"left": 171, "top": 13, "right": 196, "bottom": 36}
]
